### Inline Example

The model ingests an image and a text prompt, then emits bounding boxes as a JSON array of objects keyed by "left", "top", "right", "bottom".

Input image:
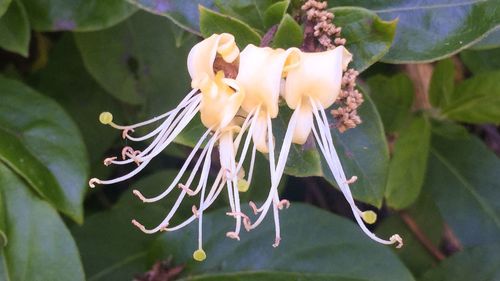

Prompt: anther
[
  {"left": 243, "top": 217, "right": 252, "bottom": 231},
  {"left": 178, "top": 184, "right": 195, "bottom": 196},
  {"left": 192, "top": 205, "right": 199, "bottom": 218},
  {"left": 249, "top": 201, "right": 259, "bottom": 215},
  {"left": 237, "top": 179, "right": 250, "bottom": 192},
  {"left": 346, "top": 176, "right": 358, "bottom": 184},
  {"left": 390, "top": 234, "right": 404, "bottom": 249},
  {"left": 272, "top": 237, "right": 281, "bottom": 248},
  {"left": 277, "top": 199, "right": 290, "bottom": 210},
  {"left": 131, "top": 219, "right": 146, "bottom": 232},
  {"left": 99, "top": 112, "right": 113, "bottom": 125},
  {"left": 122, "top": 128, "right": 134, "bottom": 139},
  {"left": 226, "top": 231, "right": 240, "bottom": 240},
  {"left": 132, "top": 189, "right": 146, "bottom": 202},
  {"left": 88, "top": 178, "right": 101, "bottom": 188},
  {"left": 103, "top": 157, "right": 117, "bottom": 166}
]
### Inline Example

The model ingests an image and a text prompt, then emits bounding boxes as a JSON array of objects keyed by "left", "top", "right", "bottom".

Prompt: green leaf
[
  {"left": 424, "top": 122, "right": 500, "bottom": 247},
  {"left": 152, "top": 204, "right": 415, "bottom": 281},
  {"left": 367, "top": 73, "right": 414, "bottom": 133},
  {"left": 420, "top": 243, "right": 500, "bottom": 281},
  {"left": 21, "top": 0, "right": 136, "bottom": 31},
  {"left": 0, "top": 163, "right": 85, "bottom": 281},
  {"left": 34, "top": 35, "right": 124, "bottom": 165},
  {"left": 469, "top": 27, "right": 500, "bottom": 50},
  {"left": 330, "top": 0, "right": 500, "bottom": 63},
  {"left": 0, "top": 0, "right": 11, "bottom": 18},
  {"left": 179, "top": 272, "right": 368, "bottom": 281},
  {"left": 460, "top": 48, "right": 500, "bottom": 75},
  {"left": 331, "top": 7, "right": 397, "bottom": 72},
  {"left": 264, "top": 0, "right": 290, "bottom": 29},
  {"left": 0, "top": 76, "right": 88, "bottom": 222},
  {"left": 127, "top": 0, "right": 216, "bottom": 35},
  {"left": 215, "top": 0, "right": 276, "bottom": 31},
  {"left": 199, "top": 5, "right": 262, "bottom": 48},
  {"left": 442, "top": 71, "right": 500, "bottom": 124},
  {"left": 271, "top": 14, "right": 303, "bottom": 49},
  {"left": 0, "top": 188, "right": 7, "bottom": 248},
  {"left": 385, "top": 116, "right": 431, "bottom": 209},
  {"left": 377, "top": 193, "right": 443, "bottom": 277},
  {"left": 429, "top": 58, "right": 455, "bottom": 108},
  {"left": 0, "top": 0, "right": 30, "bottom": 57},
  {"left": 75, "top": 11, "right": 196, "bottom": 112}
]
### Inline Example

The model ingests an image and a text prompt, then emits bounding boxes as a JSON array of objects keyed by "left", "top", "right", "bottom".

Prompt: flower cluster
[{"left": 89, "top": 33, "right": 402, "bottom": 261}]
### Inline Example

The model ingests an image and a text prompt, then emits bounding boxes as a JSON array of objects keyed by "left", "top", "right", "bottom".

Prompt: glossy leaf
[
  {"left": 368, "top": 73, "right": 414, "bottom": 133},
  {"left": 0, "top": 76, "right": 88, "bottom": 222},
  {"left": 199, "top": 5, "right": 262, "bottom": 48},
  {"left": 179, "top": 272, "right": 367, "bottom": 281},
  {"left": 75, "top": 11, "right": 196, "bottom": 113},
  {"left": 385, "top": 116, "right": 431, "bottom": 209},
  {"left": 215, "top": 0, "right": 277, "bottom": 31},
  {"left": 35, "top": 35, "right": 125, "bottom": 165},
  {"left": 0, "top": 187, "right": 6, "bottom": 247},
  {"left": 429, "top": 58, "right": 455, "bottom": 108},
  {"left": 378, "top": 193, "right": 443, "bottom": 277},
  {"left": 469, "top": 27, "right": 500, "bottom": 50},
  {"left": 21, "top": 0, "right": 136, "bottom": 31},
  {"left": 0, "top": 0, "right": 11, "bottom": 17},
  {"left": 424, "top": 123, "right": 500, "bottom": 247},
  {"left": 460, "top": 48, "right": 500, "bottom": 75},
  {"left": 152, "top": 204, "right": 415, "bottom": 281},
  {"left": 126, "top": 0, "right": 216, "bottom": 34},
  {"left": 331, "top": 7, "right": 397, "bottom": 72},
  {"left": 264, "top": 1, "right": 290, "bottom": 29},
  {"left": 0, "top": 0, "right": 30, "bottom": 57},
  {"left": 442, "top": 71, "right": 500, "bottom": 124},
  {"left": 0, "top": 163, "right": 85, "bottom": 281},
  {"left": 420, "top": 243, "right": 500, "bottom": 281},
  {"left": 271, "top": 14, "right": 303, "bottom": 49},
  {"left": 330, "top": 0, "right": 500, "bottom": 63}
]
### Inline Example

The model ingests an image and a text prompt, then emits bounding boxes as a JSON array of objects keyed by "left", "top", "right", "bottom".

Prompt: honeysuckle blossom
[
  {"left": 233, "top": 45, "right": 301, "bottom": 247},
  {"left": 280, "top": 46, "right": 402, "bottom": 247}
]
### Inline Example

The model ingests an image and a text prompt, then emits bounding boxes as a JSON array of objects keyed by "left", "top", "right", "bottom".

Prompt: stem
[
  {"left": 399, "top": 211, "right": 446, "bottom": 261},
  {"left": 404, "top": 64, "right": 433, "bottom": 111},
  {"left": 260, "top": 25, "right": 278, "bottom": 47}
]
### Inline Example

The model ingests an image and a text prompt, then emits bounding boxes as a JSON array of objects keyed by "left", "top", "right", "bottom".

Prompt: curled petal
[{"left": 285, "top": 46, "right": 352, "bottom": 110}]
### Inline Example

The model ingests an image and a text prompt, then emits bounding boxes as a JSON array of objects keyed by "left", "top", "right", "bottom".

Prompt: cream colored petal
[
  {"left": 251, "top": 112, "right": 269, "bottom": 153},
  {"left": 187, "top": 33, "right": 240, "bottom": 88},
  {"left": 237, "top": 45, "right": 301, "bottom": 118},
  {"left": 199, "top": 77, "right": 245, "bottom": 129},
  {"left": 285, "top": 46, "right": 352, "bottom": 109},
  {"left": 292, "top": 102, "right": 313, "bottom": 145}
]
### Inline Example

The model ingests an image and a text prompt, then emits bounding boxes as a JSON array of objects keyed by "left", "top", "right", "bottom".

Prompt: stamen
[
  {"left": 249, "top": 201, "right": 259, "bottom": 215},
  {"left": 391, "top": 234, "right": 404, "bottom": 248},
  {"left": 237, "top": 179, "right": 250, "bottom": 192}
]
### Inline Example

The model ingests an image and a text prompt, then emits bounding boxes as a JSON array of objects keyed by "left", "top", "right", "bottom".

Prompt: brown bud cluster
[
  {"left": 301, "top": 0, "right": 345, "bottom": 50},
  {"left": 331, "top": 69, "right": 364, "bottom": 132}
]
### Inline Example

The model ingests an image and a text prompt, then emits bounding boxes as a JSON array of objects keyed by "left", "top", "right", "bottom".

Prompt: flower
[
  {"left": 233, "top": 45, "right": 301, "bottom": 247},
  {"left": 281, "top": 46, "right": 402, "bottom": 248}
]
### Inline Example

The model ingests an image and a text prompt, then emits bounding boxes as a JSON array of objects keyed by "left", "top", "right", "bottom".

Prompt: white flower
[{"left": 281, "top": 46, "right": 402, "bottom": 247}]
